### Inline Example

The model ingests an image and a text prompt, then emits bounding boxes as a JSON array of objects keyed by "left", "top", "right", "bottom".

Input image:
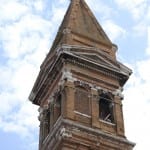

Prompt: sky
[{"left": 0, "top": 0, "right": 150, "bottom": 149}]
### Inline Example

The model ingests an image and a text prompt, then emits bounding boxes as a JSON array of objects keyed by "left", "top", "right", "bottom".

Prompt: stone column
[
  {"left": 38, "top": 107, "right": 50, "bottom": 149},
  {"left": 43, "top": 109, "right": 50, "bottom": 139},
  {"left": 39, "top": 120, "right": 43, "bottom": 150},
  {"left": 50, "top": 102, "right": 54, "bottom": 130}
]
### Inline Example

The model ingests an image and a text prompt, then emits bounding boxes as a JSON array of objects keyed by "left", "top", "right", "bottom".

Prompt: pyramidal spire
[{"left": 50, "top": 0, "right": 114, "bottom": 55}]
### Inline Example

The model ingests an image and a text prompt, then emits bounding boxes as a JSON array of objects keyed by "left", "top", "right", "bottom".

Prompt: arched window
[{"left": 99, "top": 93, "right": 114, "bottom": 123}]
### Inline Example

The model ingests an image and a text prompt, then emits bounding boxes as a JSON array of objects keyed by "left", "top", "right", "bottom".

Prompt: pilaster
[
  {"left": 91, "top": 87, "right": 99, "bottom": 128},
  {"left": 114, "top": 95, "right": 125, "bottom": 137},
  {"left": 64, "top": 80, "right": 75, "bottom": 120}
]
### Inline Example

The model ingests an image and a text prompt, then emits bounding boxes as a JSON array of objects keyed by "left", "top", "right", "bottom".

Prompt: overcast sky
[{"left": 0, "top": 0, "right": 150, "bottom": 149}]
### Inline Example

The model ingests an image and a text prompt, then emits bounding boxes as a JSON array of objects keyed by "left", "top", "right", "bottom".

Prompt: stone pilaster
[
  {"left": 91, "top": 87, "right": 99, "bottom": 128},
  {"left": 114, "top": 95, "right": 125, "bottom": 137},
  {"left": 64, "top": 80, "right": 75, "bottom": 120}
]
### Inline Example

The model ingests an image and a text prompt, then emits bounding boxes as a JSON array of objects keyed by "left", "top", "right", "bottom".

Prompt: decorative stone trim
[
  {"left": 67, "top": 58, "right": 120, "bottom": 81},
  {"left": 38, "top": 105, "right": 49, "bottom": 121},
  {"left": 63, "top": 28, "right": 71, "bottom": 34},
  {"left": 74, "top": 80, "right": 91, "bottom": 90},
  {"left": 59, "top": 68, "right": 77, "bottom": 86},
  {"left": 60, "top": 127, "right": 72, "bottom": 138},
  {"left": 48, "top": 95, "right": 54, "bottom": 105},
  {"left": 62, "top": 119, "right": 135, "bottom": 146},
  {"left": 74, "top": 111, "right": 91, "bottom": 118},
  {"left": 99, "top": 119, "right": 116, "bottom": 126},
  {"left": 112, "top": 88, "right": 124, "bottom": 100}
]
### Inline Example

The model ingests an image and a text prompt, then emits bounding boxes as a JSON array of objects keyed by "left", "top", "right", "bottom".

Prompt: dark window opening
[{"left": 99, "top": 93, "right": 114, "bottom": 123}]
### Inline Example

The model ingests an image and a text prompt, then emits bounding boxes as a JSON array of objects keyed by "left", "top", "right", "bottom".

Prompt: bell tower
[{"left": 29, "top": 0, "right": 135, "bottom": 149}]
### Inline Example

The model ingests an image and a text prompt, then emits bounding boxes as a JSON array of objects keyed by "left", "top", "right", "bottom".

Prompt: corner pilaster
[{"left": 114, "top": 95, "right": 125, "bottom": 137}]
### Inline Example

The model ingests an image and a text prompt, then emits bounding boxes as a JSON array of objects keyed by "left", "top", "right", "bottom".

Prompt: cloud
[
  {"left": 0, "top": 1, "right": 69, "bottom": 148},
  {"left": 0, "top": 0, "right": 52, "bottom": 143},
  {"left": 0, "top": 14, "right": 51, "bottom": 59},
  {"left": 123, "top": 58, "right": 150, "bottom": 149},
  {"left": 0, "top": 58, "right": 39, "bottom": 134},
  {"left": 137, "top": 59, "right": 150, "bottom": 82},
  {"left": 32, "top": 0, "right": 45, "bottom": 11},
  {"left": 132, "top": 4, "right": 150, "bottom": 37},
  {"left": 0, "top": 1, "right": 29, "bottom": 22},
  {"left": 111, "top": 2, "right": 150, "bottom": 149},
  {"left": 86, "top": 0, "right": 115, "bottom": 19},
  {"left": 102, "top": 20, "right": 126, "bottom": 42},
  {"left": 51, "top": 1, "right": 69, "bottom": 26},
  {"left": 114, "top": 0, "right": 148, "bottom": 20},
  {"left": 122, "top": 23, "right": 150, "bottom": 149},
  {"left": 133, "top": 21, "right": 147, "bottom": 37},
  {"left": 146, "top": 27, "right": 150, "bottom": 55}
]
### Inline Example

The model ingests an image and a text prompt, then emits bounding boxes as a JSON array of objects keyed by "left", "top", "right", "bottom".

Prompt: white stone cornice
[
  {"left": 59, "top": 68, "right": 77, "bottom": 85},
  {"left": 112, "top": 88, "right": 124, "bottom": 99},
  {"left": 60, "top": 127, "right": 72, "bottom": 138}
]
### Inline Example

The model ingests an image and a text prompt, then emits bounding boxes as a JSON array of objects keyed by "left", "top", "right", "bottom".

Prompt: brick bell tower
[{"left": 29, "top": 0, "right": 135, "bottom": 149}]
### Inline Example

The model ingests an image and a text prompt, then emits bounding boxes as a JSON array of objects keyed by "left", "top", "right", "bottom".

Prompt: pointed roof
[{"left": 50, "top": 0, "right": 113, "bottom": 54}]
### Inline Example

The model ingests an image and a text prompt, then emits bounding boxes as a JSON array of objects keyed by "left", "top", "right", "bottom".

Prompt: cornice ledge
[{"left": 62, "top": 119, "right": 136, "bottom": 147}]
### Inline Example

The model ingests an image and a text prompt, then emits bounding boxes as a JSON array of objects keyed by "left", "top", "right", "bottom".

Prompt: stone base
[{"left": 41, "top": 118, "right": 135, "bottom": 150}]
